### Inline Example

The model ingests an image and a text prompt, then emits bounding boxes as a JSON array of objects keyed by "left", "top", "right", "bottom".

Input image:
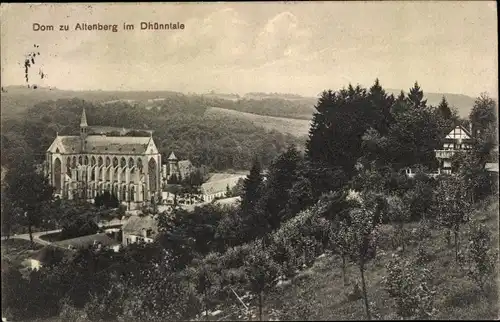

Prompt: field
[
  {"left": 205, "top": 106, "right": 312, "bottom": 138},
  {"left": 206, "top": 197, "right": 499, "bottom": 321}
]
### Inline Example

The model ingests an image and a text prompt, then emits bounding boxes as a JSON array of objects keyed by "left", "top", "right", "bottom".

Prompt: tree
[
  {"left": 434, "top": 175, "right": 472, "bottom": 262},
  {"left": 437, "top": 96, "right": 452, "bottom": 120},
  {"left": 386, "top": 194, "right": 410, "bottom": 252},
  {"left": 452, "top": 151, "right": 491, "bottom": 203},
  {"left": 469, "top": 92, "right": 497, "bottom": 139},
  {"left": 391, "top": 90, "right": 410, "bottom": 114},
  {"left": 338, "top": 203, "right": 381, "bottom": 320},
  {"left": 240, "top": 158, "right": 263, "bottom": 212},
  {"left": 239, "top": 159, "right": 267, "bottom": 242},
  {"left": 189, "top": 255, "right": 221, "bottom": 320},
  {"left": 259, "top": 145, "right": 301, "bottom": 230},
  {"left": 1, "top": 197, "right": 19, "bottom": 239},
  {"left": 367, "top": 78, "right": 395, "bottom": 135},
  {"left": 464, "top": 222, "right": 496, "bottom": 295},
  {"left": 244, "top": 242, "right": 281, "bottom": 321},
  {"left": 306, "top": 86, "right": 371, "bottom": 183},
  {"left": 59, "top": 206, "right": 99, "bottom": 240},
  {"left": 3, "top": 158, "right": 54, "bottom": 246},
  {"left": 407, "top": 81, "right": 427, "bottom": 109},
  {"left": 318, "top": 190, "right": 354, "bottom": 286},
  {"left": 383, "top": 254, "right": 437, "bottom": 319}
]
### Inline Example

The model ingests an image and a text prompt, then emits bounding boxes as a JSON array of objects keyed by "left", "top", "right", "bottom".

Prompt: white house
[{"left": 435, "top": 125, "right": 474, "bottom": 174}]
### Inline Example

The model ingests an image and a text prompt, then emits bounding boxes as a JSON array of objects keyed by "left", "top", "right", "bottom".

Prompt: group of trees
[
  {"left": 1, "top": 80, "right": 497, "bottom": 321},
  {"left": 0, "top": 96, "right": 302, "bottom": 171}
]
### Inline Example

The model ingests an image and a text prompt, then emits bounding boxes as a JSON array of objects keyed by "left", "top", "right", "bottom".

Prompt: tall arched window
[
  {"left": 98, "top": 157, "right": 103, "bottom": 166},
  {"left": 148, "top": 158, "right": 157, "bottom": 192},
  {"left": 66, "top": 157, "right": 71, "bottom": 176},
  {"left": 137, "top": 159, "right": 143, "bottom": 173},
  {"left": 121, "top": 185, "right": 127, "bottom": 201},
  {"left": 130, "top": 186, "right": 135, "bottom": 202},
  {"left": 53, "top": 158, "right": 62, "bottom": 193}
]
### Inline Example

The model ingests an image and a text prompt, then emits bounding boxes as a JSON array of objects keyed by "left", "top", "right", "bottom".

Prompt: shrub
[
  {"left": 269, "top": 235, "right": 299, "bottom": 278},
  {"left": 463, "top": 222, "right": 496, "bottom": 294},
  {"left": 383, "top": 254, "right": 437, "bottom": 319},
  {"left": 244, "top": 244, "right": 281, "bottom": 321},
  {"left": 415, "top": 244, "right": 433, "bottom": 265}
]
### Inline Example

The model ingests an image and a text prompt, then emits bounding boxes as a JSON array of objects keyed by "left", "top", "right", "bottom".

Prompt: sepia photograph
[{"left": 0, "top": 2, "right": 498, "bottom": 321}]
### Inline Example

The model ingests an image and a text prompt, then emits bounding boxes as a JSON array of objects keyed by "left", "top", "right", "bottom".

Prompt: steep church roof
[
  {"left": 48, "top": 135, "right": 155, "bottom": 155},
  {"left": 80, "top": 108, "right": 88, "bottom": 127}
]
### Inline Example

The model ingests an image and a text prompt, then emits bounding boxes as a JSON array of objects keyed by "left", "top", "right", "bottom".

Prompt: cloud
[{"left": 252, "top": 11, "right": 312, "bottom": 64}]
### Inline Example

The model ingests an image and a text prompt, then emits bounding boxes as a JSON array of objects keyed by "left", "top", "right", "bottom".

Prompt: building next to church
[
  {"left": 162, "top": 151, "right": 195, "bottom": 184},
  {"left": 45, "top": 108, "right": 162, "bottom": 210},
  {"left": 434, "top": 124, "right": 474, "bottom": 174}
]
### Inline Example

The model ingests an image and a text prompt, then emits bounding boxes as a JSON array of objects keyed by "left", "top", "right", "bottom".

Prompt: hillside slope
[
  {"left": 205, "top": 106, "right": 311, "bottom": 138},
  {"left": 201, "top": 197, "right": 499, "bottom": 321}
]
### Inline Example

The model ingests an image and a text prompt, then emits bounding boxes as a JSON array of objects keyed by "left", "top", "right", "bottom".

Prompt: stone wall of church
[{"left": 47, "top": 152, "right": 162, "bottom": 208}]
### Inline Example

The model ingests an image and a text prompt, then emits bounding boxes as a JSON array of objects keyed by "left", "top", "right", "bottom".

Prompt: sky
[{"left": 0, "top": 2, "right": 498, "bottom": 98}]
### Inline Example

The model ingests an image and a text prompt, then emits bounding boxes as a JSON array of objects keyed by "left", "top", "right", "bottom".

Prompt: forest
[
  {"left": 1, "top": 80, "right": 498, "bottom": 321},
  {"left": 0, "top": 94, "right": 303, "bottom": 172}
]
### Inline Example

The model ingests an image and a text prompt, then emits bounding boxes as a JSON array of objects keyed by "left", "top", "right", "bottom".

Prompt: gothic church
[{"left": 45, "top": 108, "right": 162, "bottom": 209}]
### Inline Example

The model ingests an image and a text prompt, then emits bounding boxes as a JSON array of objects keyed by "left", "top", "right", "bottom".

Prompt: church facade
[{"left": 45, "top": 108, "right": 162, "bottom": 210}]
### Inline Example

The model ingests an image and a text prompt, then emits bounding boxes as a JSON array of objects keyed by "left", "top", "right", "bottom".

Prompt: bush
[
  {"left": 269, "top": 235, "right": 299, "bottom": 278},
  {"left": 415, "top": 244, "right": 433, "bottom": 265},
  {"left": 463, "top": 222, "right": 496, "bottom": 294},
  {"left": 383, "top": 254, "right": 437, "bottom": 319}
]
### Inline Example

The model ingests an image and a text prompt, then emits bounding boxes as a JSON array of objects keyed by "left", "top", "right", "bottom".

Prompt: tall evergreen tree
[
  {"left": 306, "top": 86, "right": 369, "bottom": 190},
  {"left": 259, "top": 145, "right": 302, "bottom": 230},
  {"left": 240, "top": 158, "right": 263, "bottom": 212},
  {"left": 407, "top": 81, "right": 427, "bottom": 108},
  {"left": 368, "top": 78, "right": 395, "bottom": 135},
  {"left": 437, "top": 96, "right": 452, "bottom": 120},
  {"left": 239, "top": 158, "right": 266, "bottom": 241}
]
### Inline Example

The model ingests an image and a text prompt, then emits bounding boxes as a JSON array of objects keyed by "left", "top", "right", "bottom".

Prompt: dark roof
[
  {"left": 54, "top": 233, "right": 120, "bottom": 250},
  {"left": 53, "top": 135, "right": 152, "bottom": 154},
  {"left": 122, "top": 215, "right": 159, "bottom": 237}
]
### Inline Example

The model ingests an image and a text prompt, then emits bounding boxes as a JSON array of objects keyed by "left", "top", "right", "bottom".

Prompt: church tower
[
  {"left": 167, "top": 152, "right": 179, "bottom": 182},
  {"left": 80, "top": 108, "right": 88, "bottom": 151}
]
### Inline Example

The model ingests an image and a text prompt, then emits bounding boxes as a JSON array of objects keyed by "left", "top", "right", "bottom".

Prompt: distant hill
[{"left": 0, "top": 85, "right": 479, "bottom": 121}]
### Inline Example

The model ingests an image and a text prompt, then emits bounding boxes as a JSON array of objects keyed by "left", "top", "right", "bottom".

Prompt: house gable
[{"left": 445, "top": 125, "right": 472, "bottom": 141}]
